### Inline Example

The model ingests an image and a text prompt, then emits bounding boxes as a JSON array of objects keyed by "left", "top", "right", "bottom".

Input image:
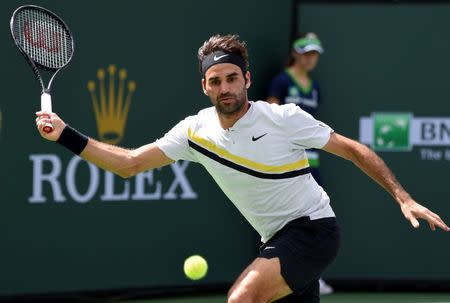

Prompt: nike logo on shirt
[
  {"left": 252, "top": 133, "right": 268, "bottom": 141},
  {"left": 264, "top": 246, "right": 276, "bottom": 250},
  {"left": 214, "top": 54, "right": 229, "bottom": 61}
]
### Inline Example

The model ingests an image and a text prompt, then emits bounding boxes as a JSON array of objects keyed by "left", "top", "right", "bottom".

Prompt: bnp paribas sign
[{"left": 360, "top": 113, "right": 450, "bottom": 160}]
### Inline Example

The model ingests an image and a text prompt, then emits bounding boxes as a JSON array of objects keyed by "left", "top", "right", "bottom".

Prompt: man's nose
[{"left": 219, "top": 82, "right": 231, "bottom": 94}]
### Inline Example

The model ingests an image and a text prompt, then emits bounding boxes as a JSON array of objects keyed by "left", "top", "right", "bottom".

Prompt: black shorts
[{"left": 259, "top": 216, "right": 340, "bottom": 295}]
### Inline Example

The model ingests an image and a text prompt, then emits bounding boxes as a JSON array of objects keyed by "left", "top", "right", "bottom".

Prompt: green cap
[{"left": 293, "top": 35, "right": 323, "bottom": 54}]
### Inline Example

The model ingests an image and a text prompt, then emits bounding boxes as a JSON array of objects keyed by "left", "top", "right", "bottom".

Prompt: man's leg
[
  {"left": 228, "top": 217, "right": 340, "bottom": 303},
  {"left": 227, "top": 257, "right": 292, "bottom": 303}
]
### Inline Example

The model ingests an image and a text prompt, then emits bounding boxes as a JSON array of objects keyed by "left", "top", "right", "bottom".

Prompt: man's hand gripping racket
[{"left": 10, "top": 5, "right": 74, "bottom": 134}]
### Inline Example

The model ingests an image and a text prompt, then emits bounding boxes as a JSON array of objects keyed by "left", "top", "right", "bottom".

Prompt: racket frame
[{"left": 10, "top": 5, "right": 75, "bottom": 132}]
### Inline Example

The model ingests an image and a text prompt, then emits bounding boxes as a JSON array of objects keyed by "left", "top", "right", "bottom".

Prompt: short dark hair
[{"left": 197, "top": 34, "right": 249, "bottom": 74}]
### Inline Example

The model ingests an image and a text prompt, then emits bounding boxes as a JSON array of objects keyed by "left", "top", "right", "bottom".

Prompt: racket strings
[{"left": 14, "top": 8, "right": 73, "bottom": 69}]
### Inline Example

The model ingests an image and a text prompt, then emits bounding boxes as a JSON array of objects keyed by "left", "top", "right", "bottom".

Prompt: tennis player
[{"left": 36, "top": 34, "right": 449, "bottom": 303}]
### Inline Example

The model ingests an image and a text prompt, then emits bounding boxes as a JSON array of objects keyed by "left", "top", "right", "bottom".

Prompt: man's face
[{"left": 202, "top": 63, "right": 251, "bottom": 116}]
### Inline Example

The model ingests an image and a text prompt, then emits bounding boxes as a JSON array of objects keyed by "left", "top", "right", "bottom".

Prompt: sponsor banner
[
  {"left": 360, "top": 113, "right": 450, "bottom": 149},
  {"left": 29, "top": 154, "right": 197, "bottom": 203},
  {"left": 28, "top": 65, "right": 198, "bottom": 204},
  {"left": 360, "top": 112, "right": 450, "bottom": 161}
]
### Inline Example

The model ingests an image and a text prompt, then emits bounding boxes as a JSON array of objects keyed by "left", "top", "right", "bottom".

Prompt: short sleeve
[
  {"left": 283, "top": 104, "right": 333, "bottom": 149},
  {"left": 155, "top": 116, "right": 197, "bottom": 162}
]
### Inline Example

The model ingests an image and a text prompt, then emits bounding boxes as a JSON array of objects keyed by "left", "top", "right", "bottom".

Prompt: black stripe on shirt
[{"left": 188, "top": 140, "right": 311, "bottom": 179}]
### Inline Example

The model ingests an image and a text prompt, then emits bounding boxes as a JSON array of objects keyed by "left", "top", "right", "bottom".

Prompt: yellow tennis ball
[{"left": 183, "top": 255, "right": 208, "bottom": 280}]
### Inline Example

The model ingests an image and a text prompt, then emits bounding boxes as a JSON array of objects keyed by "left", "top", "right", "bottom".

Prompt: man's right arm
[
  {"left": 81, "top": 139, "right": 174, "bottom": 178},
  {"left": 36, "top": 111, "right": 174, "bottom": 178}
]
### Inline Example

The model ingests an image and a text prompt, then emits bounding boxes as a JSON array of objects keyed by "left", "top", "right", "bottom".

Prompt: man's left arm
[{"left": 322, "top": 132, "right": 449, "bottom": 232}]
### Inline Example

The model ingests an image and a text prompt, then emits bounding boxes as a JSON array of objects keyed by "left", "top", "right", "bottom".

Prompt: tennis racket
[{"left": 10, "top": 5, "right": 74, "bottom": 133}]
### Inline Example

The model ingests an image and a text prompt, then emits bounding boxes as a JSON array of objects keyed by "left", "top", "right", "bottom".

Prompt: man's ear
[
  {"left": 201, "top": 78, "right": 208, "bottom": 95},
  {"left": 245, "top": 71, "right": 252, "bottom": 89}
]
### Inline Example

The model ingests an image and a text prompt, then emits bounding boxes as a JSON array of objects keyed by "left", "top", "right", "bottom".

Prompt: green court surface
[{"left": 117, "top": 292, "right": 450, "bottom": 303}]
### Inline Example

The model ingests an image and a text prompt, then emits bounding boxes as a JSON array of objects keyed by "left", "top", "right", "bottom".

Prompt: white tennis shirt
[{"left": 156, "top": 101, "right": 335, "bottom": 242}]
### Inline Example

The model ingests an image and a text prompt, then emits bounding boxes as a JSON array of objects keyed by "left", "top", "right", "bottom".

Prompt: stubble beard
[{"left": 214, "top": 88, "right": 247, "bottom": 116}]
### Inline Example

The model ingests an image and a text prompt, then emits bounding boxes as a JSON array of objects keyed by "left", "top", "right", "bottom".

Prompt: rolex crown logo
[{"left": 87, "top": 65, "right": 136, "bottom": 144}]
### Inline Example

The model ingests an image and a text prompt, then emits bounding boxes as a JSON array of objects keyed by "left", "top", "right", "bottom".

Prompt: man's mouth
[{"left": 219, "top": 95, "right": 235, "bottom": 102}]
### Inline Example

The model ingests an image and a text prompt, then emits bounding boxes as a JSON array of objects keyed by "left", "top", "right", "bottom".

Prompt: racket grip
[{"left": 41, "top": 92, "right": 53, "bottom": 133}]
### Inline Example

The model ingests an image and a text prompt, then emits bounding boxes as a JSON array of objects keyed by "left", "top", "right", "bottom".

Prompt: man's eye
[{"left": 211, "top": 80, "right": 220, "bottom": 86}]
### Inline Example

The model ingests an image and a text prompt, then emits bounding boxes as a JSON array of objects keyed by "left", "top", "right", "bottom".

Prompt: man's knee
[
  {"left": 228, "top": 287, "right": 279, "bottom": 303},
  {"left": 227, "top": 293, "right": 245, "bottom": 303},
  {"left": 228, "top": 286, "right": 265, "bottom": 303},
  {"left": 227, "top": 287, "right": 251, "bottom": 303}
]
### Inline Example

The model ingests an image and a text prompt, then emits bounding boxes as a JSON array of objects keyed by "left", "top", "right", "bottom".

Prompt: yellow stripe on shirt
[{"left": 188, "top": 128, "right": 309, "bottom": 173}]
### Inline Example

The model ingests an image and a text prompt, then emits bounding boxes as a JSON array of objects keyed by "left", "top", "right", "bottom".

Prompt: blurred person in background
[{"left": 267, "top": 32, "right": 333, "bottom": 295}]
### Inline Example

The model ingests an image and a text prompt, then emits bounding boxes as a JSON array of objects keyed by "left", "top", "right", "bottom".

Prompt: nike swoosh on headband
[{"left": 214, "top": 54, "right": 229, "bottom": 61}]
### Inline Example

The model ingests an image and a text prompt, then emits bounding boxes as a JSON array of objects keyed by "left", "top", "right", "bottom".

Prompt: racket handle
[{"left": 41, "top": 92, "right": 53, "bottom": 133}]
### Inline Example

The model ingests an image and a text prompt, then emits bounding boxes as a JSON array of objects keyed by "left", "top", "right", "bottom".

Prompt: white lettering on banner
[
  {"left": 445, "top": 149, "right": 450, "bottom": 160},
  {"left": 29, "top": 154, "right": 66, "bottom": 203},
  {"left": 66, "top": 156, "right": 100, "bottom": 203},
  {"left": 419, "top": 148, "right": 442, "bottom": 160},
  {"left": 131, "top": 170, "right": 162, "bottom": 200},
  {"left": 164, "top": 161, "right": 198, "bottom": 199},
  {"left": 102, "top": 171, "right": 130, "bottom": 201},
  {"left": 28, "top": 154, "right": 198, "bottom": 203}
]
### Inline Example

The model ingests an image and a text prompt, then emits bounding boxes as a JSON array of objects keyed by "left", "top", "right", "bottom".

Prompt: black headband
[{"left": 201, "top": 51, "right": 247, "bottom": 77}]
